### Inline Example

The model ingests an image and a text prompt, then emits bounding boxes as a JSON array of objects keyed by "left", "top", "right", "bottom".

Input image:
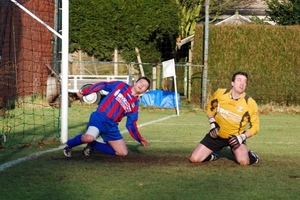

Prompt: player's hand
[
  {"left": 229, "top": 134, "right": 246, "bottom": 150},
  {"left": 209, "top": 118, "right": 220, "bottom": 138},
  {"left": 141, "top": 138, "right": 149, "bottom": 146},
  {"left": 76, "top": 91, "right": 83, "bottom": 98}
]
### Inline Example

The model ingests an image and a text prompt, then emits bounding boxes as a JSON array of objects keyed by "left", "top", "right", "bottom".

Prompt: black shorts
[
  {"left": 200, "top": 134, "right": 247, "bottom": 152},
  {"left": 200, "top": 134, "right": 229, "bottom": 152}
]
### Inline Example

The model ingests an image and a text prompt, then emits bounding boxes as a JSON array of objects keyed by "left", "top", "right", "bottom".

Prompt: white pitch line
[
  {"left": 0, "top": 115, "right": 177, "bottom": 172},
  {"left": 0, "top": 146, "right": 65, "bottom": 172},
  {"left": 120, "top": 115, "right": 177, "bottom": 134},
  {"left": 147, "top": 123, "right": 201, "bottom": 126},
  {"left": 255, "top": 141, "right": 299, "bottom": 145}
]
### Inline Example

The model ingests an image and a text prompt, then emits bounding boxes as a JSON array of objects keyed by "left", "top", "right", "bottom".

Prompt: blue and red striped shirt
[{"left": 82, "top": 81, "right": 143, "bottom": 143}]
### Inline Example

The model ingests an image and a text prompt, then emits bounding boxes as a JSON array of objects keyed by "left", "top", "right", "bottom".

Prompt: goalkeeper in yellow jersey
[{"left": 189, "top": 71, "right": 260, "bottom": 165}]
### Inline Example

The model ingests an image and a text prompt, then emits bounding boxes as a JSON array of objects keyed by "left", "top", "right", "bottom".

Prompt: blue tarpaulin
[{"left": 140, "top": 90, "right": 180, "bottom": 108}]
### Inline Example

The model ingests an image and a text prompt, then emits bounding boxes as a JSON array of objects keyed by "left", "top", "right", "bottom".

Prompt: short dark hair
[
  {"left": 231, "top": 71, "right": 248, "bottom": 82},
  {"left": 136, "top": 76, "right": 151, "bottom": 89}
]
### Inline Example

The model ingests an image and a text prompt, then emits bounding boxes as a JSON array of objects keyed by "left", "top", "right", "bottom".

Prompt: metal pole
[
  {"left": 201, "top": 0, "right": 209, "bottom": 109},
  {"left": 60, "top": 0, "right": 69, "bottom": 144}
]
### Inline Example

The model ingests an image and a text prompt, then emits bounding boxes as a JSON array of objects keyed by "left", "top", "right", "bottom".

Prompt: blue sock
[
  {"left": 66, "top": 134, "right": 83, "bottom": 148},
  {"left": 90, "top": 141, "right": 116, "bottom": 155}
]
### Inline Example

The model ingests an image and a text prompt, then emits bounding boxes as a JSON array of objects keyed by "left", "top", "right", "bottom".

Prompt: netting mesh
[{"left": 0, "top": 0, "right": 59, "bottom": 149}]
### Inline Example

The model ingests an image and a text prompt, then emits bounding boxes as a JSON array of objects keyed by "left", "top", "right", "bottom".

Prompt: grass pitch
[{"left": 0, "top": 104, "right": 300, "bottom": 200}]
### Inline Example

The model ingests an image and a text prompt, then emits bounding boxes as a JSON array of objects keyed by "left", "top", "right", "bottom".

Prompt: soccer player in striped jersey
[
  {"left": 63, "top": 77, "right": 150, "bottom": 157},
  {"left": 189, "top": 71, "right": 260, "bottom": 165}
]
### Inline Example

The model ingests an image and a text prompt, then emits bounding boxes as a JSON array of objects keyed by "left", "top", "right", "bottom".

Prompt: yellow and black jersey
[{"left": 206, "top": 88, "right": 259, "bottom": 139}]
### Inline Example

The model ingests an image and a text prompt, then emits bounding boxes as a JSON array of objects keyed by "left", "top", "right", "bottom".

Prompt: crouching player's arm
[
  {"left": 126, "top": 113, "right": 149, "bottom": 146},
  {"left": 238, "top": 99, "right": 260, "bottom": 141},
  {"left": 207, "top": 116, "right": 220, "bottom": 138},
  {"left": 229, "top": 100, "right": 260, "bottom": 150}
]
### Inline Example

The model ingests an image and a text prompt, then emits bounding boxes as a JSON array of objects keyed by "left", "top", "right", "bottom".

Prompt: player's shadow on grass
[
  {"left": 127, "top": 144, "right": 146, "bottom": 154},
  {"left": 218, "top": 147, "right": 236, "bottom": 162}
]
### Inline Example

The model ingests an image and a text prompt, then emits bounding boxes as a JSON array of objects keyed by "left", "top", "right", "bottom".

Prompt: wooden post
[
  {"left": 114, "top": 47, "right": 118, "bottom": 75},
  {"left": 135, "top": 47, "right": 145, "bottom": 76},
  {"left": 152, "top": 64, "right": 157, "bottom": 90}
]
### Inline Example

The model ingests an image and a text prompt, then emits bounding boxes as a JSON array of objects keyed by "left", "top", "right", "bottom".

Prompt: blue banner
[{"left": 140, "top": 90, "right": 180, "bottom": 108}]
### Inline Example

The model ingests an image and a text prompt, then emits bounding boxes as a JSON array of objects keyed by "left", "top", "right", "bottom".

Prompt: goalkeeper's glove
[
  {"left": 229, "top": 134, "right": 247, "bottom": 150},
  {"left": 209, "top": 118, "right": 220, "bottom": 138}
]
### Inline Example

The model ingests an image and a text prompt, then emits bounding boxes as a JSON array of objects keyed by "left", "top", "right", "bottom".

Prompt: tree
[
  {"left": 69, "top": 0, "right": 180, "bottom": 63},
  {"left": 176, "top": 0, "right": 202, "bottom": 39},
  {"left": 266, "top": 0, "right": 300, "bottom": 25}
]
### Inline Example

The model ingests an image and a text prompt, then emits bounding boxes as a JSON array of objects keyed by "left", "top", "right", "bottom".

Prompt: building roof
[{"left": 215, "top": 12, "right": 252, "bottom": 25}]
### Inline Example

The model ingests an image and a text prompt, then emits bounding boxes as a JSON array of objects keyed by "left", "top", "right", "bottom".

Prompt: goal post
[{"left": 60, "top": 0, "right": 69, "bottom": 144}]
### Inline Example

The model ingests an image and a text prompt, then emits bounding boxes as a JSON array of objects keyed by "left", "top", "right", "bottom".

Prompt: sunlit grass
[{"left": 1, "top": 104, "right": 300, "bottom": 199}]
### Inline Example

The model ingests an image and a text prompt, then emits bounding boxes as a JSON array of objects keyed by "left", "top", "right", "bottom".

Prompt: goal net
[{"left": 0, "top": 0, "right": 60, "bottom": 148}]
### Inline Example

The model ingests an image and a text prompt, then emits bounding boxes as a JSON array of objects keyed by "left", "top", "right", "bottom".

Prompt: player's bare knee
[
  {"left": 189, "top": 156, "right": 201, "bottom": 163},
  {"left": 81, "top": 134, "right": 94, "bottom": 143},
  {"left": 238, "top": 160, "right": 250, "bottom": 166},
  {"left": 116, "top": 149, "right": 128, "bottom": 156}
]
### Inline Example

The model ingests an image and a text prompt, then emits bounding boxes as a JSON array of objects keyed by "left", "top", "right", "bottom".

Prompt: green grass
[{"left": 0, "top": 105, "right": 300, "bottom": 200}]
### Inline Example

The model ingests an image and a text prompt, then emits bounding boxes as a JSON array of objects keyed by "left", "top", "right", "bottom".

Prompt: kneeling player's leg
[
  {"left": 232, "top": 144, "right": 249, "bottom": 165},
  {"left": 91, "top": 128, "right": 127, "bottom": 156},
  {"left": 67, "top": 126, "right": 98, "bottom": 148},
  {"left": 248, "top": 150, "right": 260, "bottom": 164},
  {"left": 82, "top": 126, "right": 99, "bottom": 143},
  {"left": 89, "top": 139, "right": 127, "bottom": 156},
  {"left": 189, "top": 134, "right": 222, "bottom": 163},
  {"left": 64, "top": 134, "right": 85, "bottom": 157},
  {"left": 64, "top": 129, "right": 96, "bottom": 157},
  {"left": 108, "top": 139, "right": 128, "bottom": 156},
  {"left": 89, "top": 140, "right": 117, "bottom": 155},
  {"left": 66, "top": 134, "right": 84, "bottom": 148},
  {"left": 189, "top": 143, "right": 218, "bottom": 163},
  {"left": 232, "top": 144, "right": 259, "bottom": 165},
  {"left": 189, "top": 142, "right": 212, "bottom": 163}
]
